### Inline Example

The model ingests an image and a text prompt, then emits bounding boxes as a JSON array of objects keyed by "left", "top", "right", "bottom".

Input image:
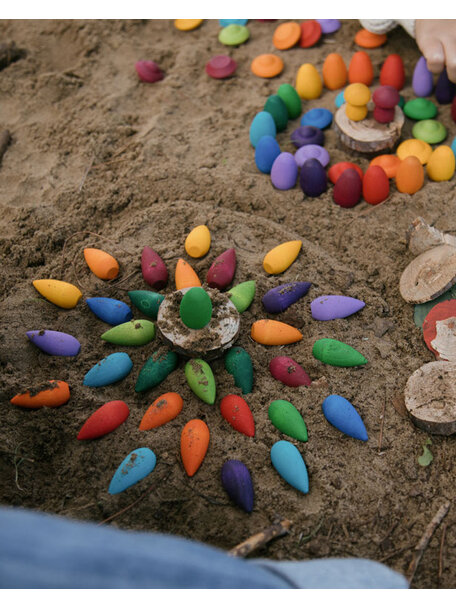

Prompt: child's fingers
[
  {"left": 422, "top": 38, "right": 445, "bottom": 74},
  {"left": 443, "top": 39, "right": 456, "bottom": 83}
]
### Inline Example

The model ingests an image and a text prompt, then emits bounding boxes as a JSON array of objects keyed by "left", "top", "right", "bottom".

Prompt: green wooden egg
[
  {"left": 185, "top": 359, "right": 216, "bottom": 404},
  {"left": 101, "top": 320, "right": 155, "bottom": 346},
  {"left": 268, "top": 399, "right": 308, "bottom": 442},
  {"left": 180, "top": 287, "right": 213, "bottom": 329},
  {"left": 312, "top": 338, "right": 367, "bottom": 367}
]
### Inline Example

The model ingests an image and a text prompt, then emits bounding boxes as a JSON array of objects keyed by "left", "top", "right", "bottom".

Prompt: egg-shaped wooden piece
[
  {"left": 255, "top": 135, "right": 281, "bottom": 174},
  {"left": 379, "top": 54, "right": 405, "bottom": 90},
  {"left": 362, "top": 165, "right": 390, "bottom": 205},
  {"left": 313, "top": 338, "right": 367, "bottom": 366},
  {"left": 436, "top": 68, "right": 456, "bottom": 104},
  {"left": 10, "top": 380, "right": 70, "bottom": 409},
  {"left": 426, "top": 146, "right": 456, "bottom": 182},
  {"left": 263, "top": 240, "right": 302, "bottom": 274},
  {"left": 127, "top": 291, "right": 164, "bottom": 320},
  {"left": 250, "top": 111, "right": 277, "bottom": 147},
  {"left": 295, "top": 63, "right": 322, "bottom": 99},
  {"left": 395, "top": 156, "right": 424, "bottom": 194},
  {"left": 185, "top": 359, "right": 216, "bottom": 404},
  {"left": 181, "top": 419, "right": 210, "bottom": 476},
  {"left": 322, "top": 52, "right": 347, "bottom": 90},
  {"left": 348, "top": 51, "right": 374, "bottom": 85},
  {"left": 101, "top": 319, "right": 155, "bottom": 346},
  {"left": 264, "top": 95, "right": 288, "bottom": 132},
  {"left": 328, "top": 162, "right": 363, "bottom": 184},
  {"left": 139, "top": 392, "right": 183, "bottom": 430},
  {"left": 333, "top": 168, "right": 362, "bottom": 208},
  {"left": 227, "top": 280, "right": 256, "bottom": 313},
  {"left": 251, "top": 319, "right": 302, "bottom": 345},
  {"left": 175, "top": 258, "right": 201, "bottom": 290},
  {"left": 299, "top": 158, "right": 328, "bottom": 197},
  {"left": 412, "top": 56, "right": 434, "bottom": 97},
  {"left": 322, "top": 394, "right": 368, "bottom": 440},
  {"left": 180, "top": 287, "right": 213, "bottom": 329},
  {"left": 135, "top": 349, "right": 179, "bottom": 393},
  {"left": 268, "top": 399, "right": 308, "bottom": 441},
  {"left": 224, "top": 346, "right": 254, "bottom": 394},
  {"left": 185, "top": 225, "right": 211, "bottom": 258},
  {"left": 271, "top": 152, "right": 298, "bottom": 190},
  {"left": 310, "top": 295, "right": 366, "bottom": 320}
]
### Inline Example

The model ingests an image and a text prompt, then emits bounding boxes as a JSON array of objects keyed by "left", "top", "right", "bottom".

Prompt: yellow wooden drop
[
  {"left": 344, "top": 83, "right": 371, "bottom": 106},
  {"left": 396, "top": 139, "right": 432, "bottom": 165},
  {"left": 426, "top": 146, "right": 456, "bottom": 181},
  {"left": 295, "top": 64, "right": 322, "bottom": 100},
  {"left": 33, "top": 279, "right": 83, "bottom": 309},
  {"left": 174, "top": 19, "right": 203, "bottom": 31},
  {"left": 263, "top": 240, "right": 302, "bottom": 275},
  {"left": 184, "top": 225, "right": 211, "bottom": 258},
  {"left": 345, "top": 103, "right": 368, "bottom": 121}
]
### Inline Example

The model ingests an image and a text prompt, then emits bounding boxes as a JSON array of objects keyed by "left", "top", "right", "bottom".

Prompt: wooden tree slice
[
  {"left": 399, "top": 244, "right": 456, "bottom": 304},
  {"left": 407, "top": 217, "right": 456, "bottom": 256},
  {"left": 157, "top": 287, "right": 240, "bottom": 360},
  {"left": 334, "top": 104, "right": 404, "bottom": 153},
  {"left": 404, "top": 361, "right": 456, "bottom": 435},
  {"left": 423, "top": 300, "right": 456, "bottom": 360}
]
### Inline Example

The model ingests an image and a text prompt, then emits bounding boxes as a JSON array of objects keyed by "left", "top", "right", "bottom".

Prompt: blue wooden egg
[
  {"left": 335, "top": 90, "right": 345, "bottom": 108},
  {"left": 108, "top": 447, "right": 157, "bottom": 494},
  {"left": 249, "top": 111, "right": 277, "bottom": 147},
  {"left": 301, "top": 108, "right": 333, "bottom": 129},
  {"left": 270, "top": 440, "right": 309, "bottom": 494},
  {"left": 271, "top": 152, "right": 298, "bottom": 190},
  {"left": 322, "top": 394, "right": 368, "bottom": 441},
  {"left": 299, "top": 158, "right": 328, "bottom": 197},
  {"left": 83, "top": 352, "right": 133, "bottom": 387},
  {"left": 86, "top": 297, "right": 133, "bottom": 325},
  {"left": 255, "top": 135, "right": 281, "bottom": 174}
]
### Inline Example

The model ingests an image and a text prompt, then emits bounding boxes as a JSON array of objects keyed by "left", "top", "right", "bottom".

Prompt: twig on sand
[
  {"left": 378, "top": 394, "right": 387, "bottom": 454},
  {"left": 438, "top": 523, "right": 447, "bottom": 583},
  {"left": 406, "top": 500, "right": 451, "bottom": 585},
  {"left": 78, "top": 156, "right": 95, "bottom": 192},
  {"left": 229, "top": 517, "right": 292, "bottom": 558}
]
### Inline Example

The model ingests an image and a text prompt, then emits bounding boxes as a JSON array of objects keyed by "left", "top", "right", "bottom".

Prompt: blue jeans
[{"left": 0, "top": 507, "right": 408, "bottom": 589}]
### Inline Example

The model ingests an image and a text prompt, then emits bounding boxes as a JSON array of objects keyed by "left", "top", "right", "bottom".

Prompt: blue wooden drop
[
  {"left": 262, "top": 281, "right": 311, "bottom": 313},
  {"left": 335, "top": 90, "right": 345, "bottom": 108},
  {"left": 108, "top": 447, "right": 157, "bottom": 494},
  {"left": 270, "top": 440, "right": 309, "bottom": 494},
  {"left": 249, "top": 111, "right": 277, "bottom": 147},
  {"left": 83, "top": 352, "right": 133, "bottom": 387},
  {"left": 255, "top": 135, "right": 281, "bottom": 174},
  {"left": 301, "top": 108, "right": 333, "bottom": 129},
  {"left": 86, "top": 297, "right": 133, "bottom": 325},
  {"left": 322, "top": 394, "right": 368, "bottom": 441}
]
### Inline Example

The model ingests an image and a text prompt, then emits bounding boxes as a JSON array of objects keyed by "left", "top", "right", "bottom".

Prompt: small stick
[
  {"left": 406, "top": 500, "right": 451, "bottom": 585},
  {"left": 229, "top": 518, "right": 292, "bottom": 558},
  {"left": 78, "top": 156, "right": 95, "bottom": 192},
  {"left": 438, "top": 523, "right": 447, "bottom": 583},
  {"left": 0, "top": 129, "right": 11, "bottom": 164},
  {"left": 378, "top": 394, "right": 387, "bottom": 454}
]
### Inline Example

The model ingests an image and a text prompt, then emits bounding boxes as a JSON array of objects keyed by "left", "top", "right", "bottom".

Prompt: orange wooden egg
[
  {"left": 362, "top": 165, "right": 390, "bottom": 205},
  {"left": 348, "top": 51, "right": 374, "bottom": 85},
  {"left": 322, "top": 53, "right": 347, "bottom": 90},
  {"left": 380, "top": 54, "right": 405, "bottom": 90},
  {"left": 83, "top": 248, "right": 119, "bottom": 280},
  {"left": 328, "top": 162, "right": 363, "bottom": 184},
  {"left": 139, "top": 392, "right": 183, "bottom": 430},
  {"left": 175, "top": 259, "right": 201, "bottom": 290},
  {"left": 251, "top": 319, "right": 303, "bottom": 345},
  {"left": 395, "top": 156, "right": 424, "bottom": 194},
  {"left": 354, "top": 29, "right": 387, "bottom": 48},
  {"left": 181, "top": 418, "right": 210, "bottom": 476},
  {"left": 369, "top": 155, "right": 401, "bottom": 178},
  {"left": 10, "top": 380, "right": 70, "bottom": 409}
]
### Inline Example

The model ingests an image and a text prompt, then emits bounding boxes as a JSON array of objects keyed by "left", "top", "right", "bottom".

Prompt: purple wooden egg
[
  {"left": 262, "top": 281, "right": 312, "bottom": 313},
  {"left": 372, "top": 86, "right": 400, "bottom": 109},
  {"left": 269, "top": 356, "right": 312, "bottom": 387},
  {"left": 412, "top": 56, "right": 434, "bottom": 97},
  {"left": 141, "top": 246, "right": 168, "bottom": 289},
  {"left": 206, "top": 248, "right": 236, "bottom": 289},
  {"left": 26, "top": 330, "right": 81, "bottom": 356},
  {"left": 295, "top": 145, "right": 330, "bottom": 168},
  {"left": 221, "top": 460, "right": 254, "bottom": 513},
  {"left": 291, "top": 126, "right": 324, "bottom": 148},
  {"left": 270, "top": 152, "right": 298, "bottom": 190},
  {"left": 311, "top": 295, "right": 365, "bottom": 320},
  {"left": 135, "top": 60, "right": 164, "bottom": 83},
  {"left": 299, "top": 158, "right": 328, "bottom": 197},
  {"left": 436, "top": 68, "right": 456, "bottom": 104}
]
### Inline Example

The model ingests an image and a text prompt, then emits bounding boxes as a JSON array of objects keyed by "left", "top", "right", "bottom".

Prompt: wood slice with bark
[{"left": 407, "top": 217, "right": 456, "bottom": 256}]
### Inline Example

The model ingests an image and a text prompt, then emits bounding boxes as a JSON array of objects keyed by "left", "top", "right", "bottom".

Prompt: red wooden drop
[
  {"left": 362, "top": 165, "right": 390, "bottom": 205},
  {"left": 141, "top": 246, "right": 168, "bottom": 289},
  {"left": 379, "top": 54, "right": 405, "bottom": 90},
  {"left": 328, "top": 162, "right": 363, "bottom": 184},
  {"left": 220, "top": 394, "right": 255, "bottom": 437},
  {"left": 333, "top": 168, "right": 363, "bottom": 208},
  {"left": 269, "top": 356, "right": 312, "bottom": 387},
  {"left": 77, "top": 400, "right": 130, "bottom": 440},
  {"left": 206, "top": 248, "right": 236, "bottom": 289}
]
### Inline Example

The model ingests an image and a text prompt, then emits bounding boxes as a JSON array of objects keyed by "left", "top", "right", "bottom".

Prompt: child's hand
[{"left": 415, "top": 20, "right": 456, "bottom": 83}]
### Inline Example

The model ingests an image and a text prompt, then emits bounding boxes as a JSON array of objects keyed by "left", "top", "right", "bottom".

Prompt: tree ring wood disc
[
  {"left": 422, "top": 300, "right": 456, "bottom": 361},
  {"left": 333, "top": 104, "right": 404, "bottom": 153},
  {"left": 404, "top": 361, "right": 456, "bottom": 435},
  {"left": 399, "top": 244, "right": 456, "bottom": 304},
  {"left": 157, "top": 287, "right": 240, "bottom": 360}
]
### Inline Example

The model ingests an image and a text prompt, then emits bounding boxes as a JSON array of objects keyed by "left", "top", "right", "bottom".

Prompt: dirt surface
[{"left": 0, "top": 19, "right": 455, "bottom": 589}]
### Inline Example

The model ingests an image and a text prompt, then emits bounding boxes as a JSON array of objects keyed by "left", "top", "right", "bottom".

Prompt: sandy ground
[{"left": 0, "top": 19, "right": 455, "bottom": 589}]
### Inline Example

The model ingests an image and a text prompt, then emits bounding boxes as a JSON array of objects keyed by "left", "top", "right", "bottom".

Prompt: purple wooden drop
[
  {"left": 436, "top": 68, "right": 456, "bottom": 104},
  {"left": 269, "top": 356, "right": 312, "bottom": 387},
  {"left": 221, "top": 460, "right": 254, "bottom": 513},
  {"left": 141, "top": 246, "right": 168, "bottom": 289},
  {"left": 207, "top": 248, "right": 236, "bottom": 289},
  {"left": 299, "top": 158, "right": 328, "bottom": 197},
  {"left": 310, "top": 295, "right": 365, "bottom": 320},
  {"left": 291, "top": 126, "right": 324, "bottom": 148},
  {"left": 270, "top": 152, "right": 298, "bottom": 190},
  {"left": 26, "top": 330, "right": 81, "bottom": 356},
  {"left": 135, "top": 60, "right": 164, "bottom": 83},
  {"left": 295, "top": 145, "right": 330, "bottom": 168},
  {"left": 412, "top": 56, "right": 434, "bottom": 97},
  {"left": 262, "top": 281, "right": 312, "bottom": 313}
]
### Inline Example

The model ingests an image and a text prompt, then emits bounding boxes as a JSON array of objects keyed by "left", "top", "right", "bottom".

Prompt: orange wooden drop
[
  {"left": 328, "top": 162, "right": 363, "bottom": 184},
  {"left": 251, "top": 319, "right": 302, "bottom": 345},
  {"left": 348, "top": 51, "right": 374, "bottom": 85},
  {"left": 181, "top": 418, "right": 210, "bottom": 476},
  {"left": 362, "top": 165, "right": 390, "bottom": 205},
  {"left": 354, "top": 29, "right": 387, "bottom": 48},
  {"left": 175, "top": 258, "right": 201, "bottom": 290},
  {"left": 370, "top": 155, "right": 401, "bottom": 178},
  {"left": 83, "top": 248, "right": 119, "bottom": 280},
  {"left": 395, "top": 156, "right": 424, "bottom": 194},
  {"left": 139, "top": 392, "right": 183, "bottom": 430},
  {"left": 322, "top": 53, "right": 347, "bottom": 90},
  {"left": 10, "top": 380, "right": 70, "bottom": 409}
]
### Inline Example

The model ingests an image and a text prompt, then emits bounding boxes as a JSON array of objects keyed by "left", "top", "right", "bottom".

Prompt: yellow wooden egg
[
  {"left": 263, "top": 240, "right": 302, "bottom": 274},
  {"left": 396, "top": 139, "right": 432, "bottom": 164},
  {"left": 295, "top": 64, "right": 322, "bottom": 100},
  {"left": 174, "top": 19, "right": 203, "bottom": 31},
  {"left": 344, "top": 83, "right": 371, "bottom": 106},
  {"left": 184, "top": 225, "right": 211, "bottom": 258},
  {"left": 345, "top": 103, "right": 368, "bottom": 121},
  {"left": 426, "top": 146, "right": 456, "bottom": 181},
  {"left": 33, "top": 279, "right": 83, "bottom": 309}
]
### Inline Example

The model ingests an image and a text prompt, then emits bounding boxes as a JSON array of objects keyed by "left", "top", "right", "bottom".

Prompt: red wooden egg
[
  {"left": 328, "top": 162, "right": 363, "bottom": 184},
  {"left": 362, "top": 165, "right": 390, "bottom": 205},
  {"left": 206, "top": 248, "right": 236, "bottom": 289},
  {"left": 379, "top": 54, "right": 405, "bottom": 90},
  {"left": 77, "top": 400, "right": 130, "bottom": 440},
  {"left": 333, "top": 168, "right": 363, "bottom": 208},
  {"left": 422, "top": 300, "right": 456, "bottom": 360},
  {"left": 373, "top": 106, "right": 395, "bottom": 124},
  {"left": 220, "top": 394, "right": 255, "bottom": 437},
  {"left": 269, "top": 356, "right": 312, "bottom": 387}
]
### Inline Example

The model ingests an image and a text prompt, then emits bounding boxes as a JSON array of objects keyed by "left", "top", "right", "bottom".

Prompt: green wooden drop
[
  {"left": 180, "top": 287, "right": 212, "bottom": 329},
  {"left": 268, "top": 399, "right": 308, "bottom": 442},
  {"left": 312, "top": 338, "right": 367, "bottom": 367},
  {"left": 128, "top": 290, "right": 164, "bottom": 319},
  {"left": 224, "top": 346, "right": 253, "bottom": 394},
  {"left": 135, "top": 349, "right": 179, "bottom": 393},
  {"left": 185, "top": 359, "right": 216, "bottom": 404},
  {"left": 227, "top": 280, "right": 256, "bottom": 313},
  {"left": 277, "top": 84, "right": 302, "bottom": 119},
  {"left": 101, "top": 320, "right": 155, "bottom": 346}
]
